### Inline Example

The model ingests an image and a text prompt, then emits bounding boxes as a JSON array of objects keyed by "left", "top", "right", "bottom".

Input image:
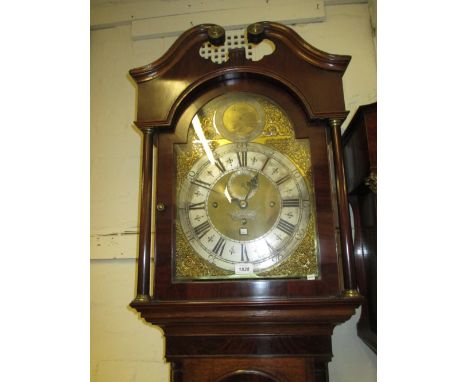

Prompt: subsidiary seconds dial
[{"left": 178, "top": 142, "right": 311, "bottom": 273}]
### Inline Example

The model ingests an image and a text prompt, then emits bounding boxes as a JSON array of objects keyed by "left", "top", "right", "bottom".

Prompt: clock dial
[
  {"left": 178, "top": 143, "right": 311, "bottom": 273},
  {"left": 175, "top": 92, "right": 318, "bottom": 280}
]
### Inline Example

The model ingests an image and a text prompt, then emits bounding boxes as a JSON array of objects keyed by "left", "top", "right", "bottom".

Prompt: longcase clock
[{"left": 128, "top": 22, "right": 362, "bottom": 382}]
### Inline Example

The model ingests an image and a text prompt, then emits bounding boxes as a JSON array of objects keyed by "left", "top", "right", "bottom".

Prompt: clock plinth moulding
[{"left": 128, "top": 22, "right": 362, "bottom": 382}]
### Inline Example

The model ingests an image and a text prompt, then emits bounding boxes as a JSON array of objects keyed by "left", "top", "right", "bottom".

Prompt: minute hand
[{"left": 244, "top": 173, "right": 259, "bottom": 201}]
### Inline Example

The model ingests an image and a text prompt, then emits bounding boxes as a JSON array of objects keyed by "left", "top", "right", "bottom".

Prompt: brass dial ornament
[
  {"left": 247, "top": 22, "right": 265, "bottom": 43},
  {"left": 207, "top": 24, "right": 226, "bottom": 46}
]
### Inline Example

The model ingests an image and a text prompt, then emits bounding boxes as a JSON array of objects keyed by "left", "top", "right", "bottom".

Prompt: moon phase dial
[{"left": 214, "top": 94, "right": 265, "bottom": 142}]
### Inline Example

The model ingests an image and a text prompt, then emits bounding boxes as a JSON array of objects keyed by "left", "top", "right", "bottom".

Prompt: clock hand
[
  {"left": 244, "top": 173, "right": 259, "bottom": 201},
  {"left": 224, "top": 171, "right": 245, "bottom": 207},
  {"left": 212, "top": 189, "right": 225, "bottom": 196},
  {"left": 191, "top": 180, "right": 224, "bottom": 196},
  {"left": 223, "top": 185, "right": 241, "bottom": 205}
]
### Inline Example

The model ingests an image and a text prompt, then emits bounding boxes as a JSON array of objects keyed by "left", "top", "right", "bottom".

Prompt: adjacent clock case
[
  {"left": 129, "top": 22, "right": 362, "bottom": 382},
  {"left": 342, "top": 102, "right": 377, "bottom": 352}
]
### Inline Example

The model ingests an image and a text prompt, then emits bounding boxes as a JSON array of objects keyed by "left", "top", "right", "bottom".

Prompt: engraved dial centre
[{"left": 207, "top": 170, "right": 281, "bottom": 242}]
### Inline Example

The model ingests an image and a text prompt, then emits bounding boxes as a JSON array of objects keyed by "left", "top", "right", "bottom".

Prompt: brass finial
[
  {"left": 207, "top": 25, "right": 226, "bottom": 46},
  {"left": 247, "top": 23, "right": 265, "bottom": 44}
]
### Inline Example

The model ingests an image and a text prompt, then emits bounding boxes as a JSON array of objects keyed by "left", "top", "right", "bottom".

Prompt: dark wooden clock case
[
  {"left": 342, "top": 102, "right": 377, "bottom": 352},
  {"left": 129, "top": 22, "right": 363, "bottom": 382}
]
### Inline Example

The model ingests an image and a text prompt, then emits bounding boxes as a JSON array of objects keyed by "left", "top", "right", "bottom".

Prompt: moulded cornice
[
  {"left": 129, "top": 22, "right": 351, "bottom": 84},
  {"left": 262, "top": 21, "right": 351, "bottom": 72},
  {"left": 129, "top": 24, "right": 213, "bottom": 83},
  {"left": 133, "top": 67, "right": 349, "bottom": 130},
  {"left": 129, "top": 21, "right": 350, "bottom": 127}
]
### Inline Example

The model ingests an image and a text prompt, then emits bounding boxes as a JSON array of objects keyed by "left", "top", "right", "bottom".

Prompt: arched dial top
[{"left": 175, "top": 92, "right": 319, "bottom": 280}]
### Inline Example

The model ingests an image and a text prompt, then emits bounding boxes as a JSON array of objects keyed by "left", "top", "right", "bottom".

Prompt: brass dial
[{"left": 178, "top": 142, "right": 311, "bottom": 273}]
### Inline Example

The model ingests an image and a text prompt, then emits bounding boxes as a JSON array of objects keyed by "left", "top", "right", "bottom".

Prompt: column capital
[
  {"left": 139, "top": 126, "right": 156, "bottom": 135},
  {"left": 328, "top": 118, "right": 345, "bottom": 129},
  {"left": 342, "top": 289, "right": 361, "bottom": 298}
]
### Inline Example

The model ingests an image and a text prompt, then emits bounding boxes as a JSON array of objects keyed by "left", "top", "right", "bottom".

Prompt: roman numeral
[
  {"left": 266, "top": 240, "right": 277, "bottom": 255},
  {"left": 240, "top": 243, "right": 249, "bottom": 262},
  {"left": 193, "top": 221, "right": 211, "bottom": 239},
  {"left": 276, "top": 175, "right": 291, "bottom": 186},
  {"left": 282, "top": 199, "right": 300, "bottom": 207},
  {"left": 192, "top": 179, "right": 211, "bottom": 191},
  {"left": 266, "top": 240, "right": 281, "bottom": 261},
  {"left": 188, "top": 202, "right": 206, "bottom": 210},
  {"left": 261, "top": 157, "right": 271, "bottom": 172},
  {"left": 277, "top": 219, "right": 296, "bottom": 236},
  {"left": 237, "top": 150, "right": 247, "bottom": 167},
  {"left": 214, "top": 158, "right": 226, "bottom": 173},
  {"left": 213, "top": 237, "right": 226, "bottom": 256}
]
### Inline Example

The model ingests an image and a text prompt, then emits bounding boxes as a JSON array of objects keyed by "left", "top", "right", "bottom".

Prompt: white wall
[{"left": 91, "top": 2, "right": 377, "bottom": 381}]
